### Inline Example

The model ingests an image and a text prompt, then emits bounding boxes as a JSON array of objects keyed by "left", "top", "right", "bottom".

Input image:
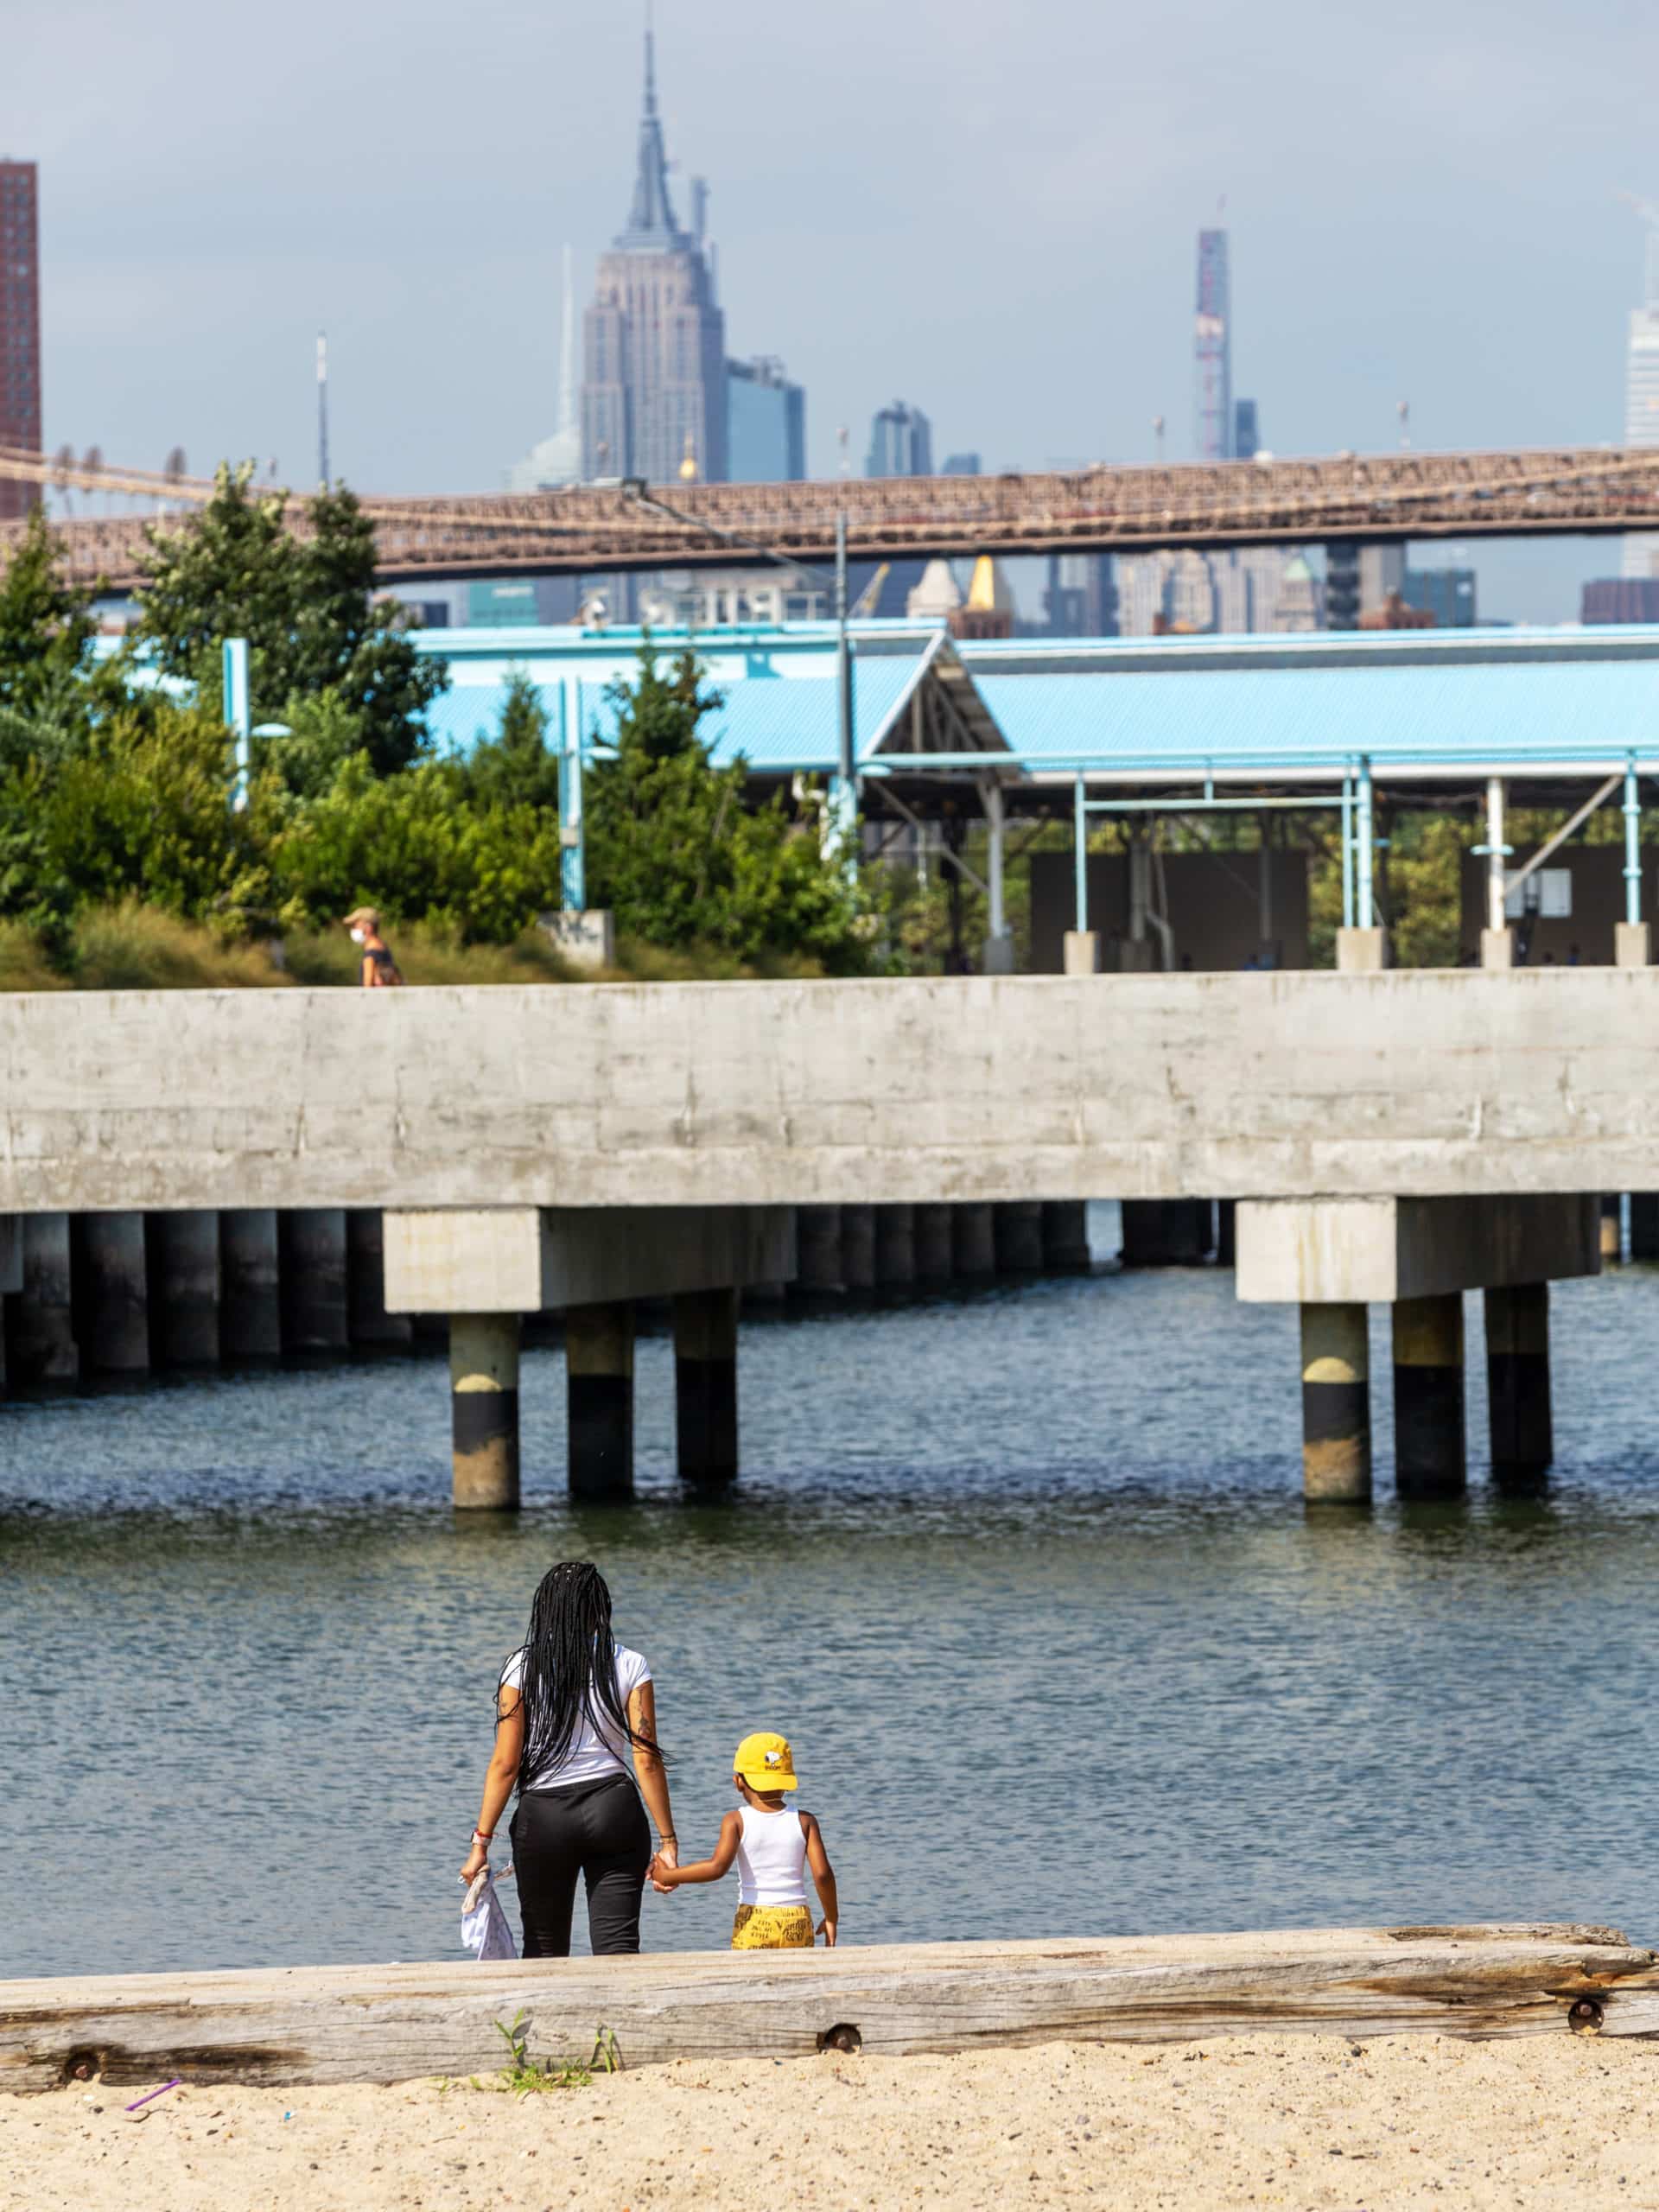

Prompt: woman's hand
[
  {"left": 650, "top": 1838, "right": 678, "bottom": 1893},
  {"left": 460, "top": 1839, "right": 489, "bottom": 1887}
]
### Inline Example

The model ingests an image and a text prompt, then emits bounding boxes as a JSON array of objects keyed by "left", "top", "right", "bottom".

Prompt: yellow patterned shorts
[{"left": 731, "top": 1904, "right": 815, "bottom": 1950}]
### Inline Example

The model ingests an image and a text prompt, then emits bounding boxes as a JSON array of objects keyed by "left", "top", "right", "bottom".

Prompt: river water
[{"left": 3, "top": 1205, "right": 1656, "bottom": 1980}]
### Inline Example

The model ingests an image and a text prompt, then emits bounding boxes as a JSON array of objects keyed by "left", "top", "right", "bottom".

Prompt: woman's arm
[
  {"left": 459, "top": 1684, "right": 524, "bottom": 1885},
  {"left": 803, "top": 1812, "right": 838, "bottom": 1946},
  {"left": 627, "top": 1681, "right": 679, "bottom": 1875},
  {"left": 654, "top": 1811, "right": 742, "bottom": 1887}
]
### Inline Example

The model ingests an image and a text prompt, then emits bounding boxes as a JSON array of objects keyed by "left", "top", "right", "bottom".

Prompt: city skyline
[{"left": 7, "top": 1, "right": 1659, "bottom": 617}]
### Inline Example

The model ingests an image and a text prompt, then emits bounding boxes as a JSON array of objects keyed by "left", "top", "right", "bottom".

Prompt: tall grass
[{"left": 0, "top": 906, "right": 833, "bottom": 991}]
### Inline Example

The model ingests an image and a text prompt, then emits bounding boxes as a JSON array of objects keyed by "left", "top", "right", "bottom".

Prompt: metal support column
[
  {"left": 1481, "top": 776, "right": 1513, "bottom": 969},
  {"left": 558, "top": 676, "right": 585, "bottom": 913},
  {"left": 1618, "top": 754, "right": 1649, "bottom": 966}
]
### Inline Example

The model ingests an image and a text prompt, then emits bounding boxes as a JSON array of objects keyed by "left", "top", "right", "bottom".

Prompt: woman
[
  {"left": 341, "top": 906, "right": 402, "bottom": 988},
  {"left": 460, "top": 1560, "right": 677, "bottom": 1956}
]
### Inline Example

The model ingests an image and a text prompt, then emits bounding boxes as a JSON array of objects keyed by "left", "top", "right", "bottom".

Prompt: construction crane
[{"left": 850, "top": 562, "right": 890, "bottom": 617}]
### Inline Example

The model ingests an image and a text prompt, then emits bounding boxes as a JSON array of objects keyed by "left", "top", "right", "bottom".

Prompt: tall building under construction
[
  {"left": 0, "top": 159, "right": 41, "bottom": 520},
  {"left": 581, "top": 32, "right": 727, "bottom": 485}
]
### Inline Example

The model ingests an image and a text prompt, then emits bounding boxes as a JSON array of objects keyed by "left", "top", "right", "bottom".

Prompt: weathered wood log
[{"left": 2, "top": 1925, "right": 1655, "bottom": 2094}]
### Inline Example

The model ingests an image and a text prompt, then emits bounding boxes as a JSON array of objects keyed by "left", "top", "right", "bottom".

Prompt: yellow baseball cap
[{"left": 734, "top": 1732, "right": 798, "bottom": 1790}]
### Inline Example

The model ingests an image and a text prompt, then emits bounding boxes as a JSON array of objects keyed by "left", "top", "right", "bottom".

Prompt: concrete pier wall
[{"left": 13, "top": 973, "right": 1659, "bottom": 1214}]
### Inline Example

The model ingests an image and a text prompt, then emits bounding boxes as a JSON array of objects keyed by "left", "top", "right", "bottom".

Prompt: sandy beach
[{"left": 3, "top": 2032, "right": 1656, "bottom": 2211}]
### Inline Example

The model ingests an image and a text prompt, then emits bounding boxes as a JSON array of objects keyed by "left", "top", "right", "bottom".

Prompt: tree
[
  {"left": 131, "top": 464, "right": 447, "bottom": 784},
  {"left": 0, "top": 506, "right": 99, "bottom": 764},
  {"left": 461, "top": 669, "right": 563, "bottom": 813},
  {"left": 585, "top": 639, "right": 882, "bottom": 972}
]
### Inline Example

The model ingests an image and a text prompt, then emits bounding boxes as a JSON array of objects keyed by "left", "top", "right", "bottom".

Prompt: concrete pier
[
  {"left": 1299, "top": 1303, "right": 1371, "bottom": 1503},
  {"left": 994, "top": 1200, "right": 1046, "bottom": 1274},
  {"left": 144, "top": 1211, "right": 220, "bottom": 1369},
  {"left": 795, "top": 1206, "right": 844, "bottom": 1295},
  {"left": 71, "top": 1213, "right": 149, "bottom": 1373},
  {"left": 1484, "top": 1282, "right": 1552, "bottom": 1484},
  {"left": 1392, "top": 1293, "right": 1466, "bottom": 1497},
  {"left": 346, "top": 1211, "right": 411, "bottom": 1348},
  {"left": 1040, "top": 1200, "right": 1090, "bottom": 1273},
  {"left": 277, "top": 1210, "right": 349, "bottom": 1354},
  {"left": 5, "top": 1213, "right": 78, "bottom": 1387},
  {"left": 874, "top": 1205, "right": 917, "bottom": 1290},
  {"left": 449, "top": 1313, "right": 520, "bottom": 1510},
  {"left": 219, "top": 1210, "right": 282, "bottom": 1361},
  {"left": 913, "top": 1204, "right": 955, "bottom": 1284},
  {"left": 1121, "top": 1200, "right": 1211, "bottom": 1267},
  {"left": 673, "top": 1287, "right": 739, "bottom": 1487},
  {"left": 566, "top": 1301, "right": 634, "bottom": 1500},
  {"left": 840, "top": 1205, "right": 876, "bottom": 1293},
  {"left": 952, "top": 1202, "right": 996, "bottom": 1280}
]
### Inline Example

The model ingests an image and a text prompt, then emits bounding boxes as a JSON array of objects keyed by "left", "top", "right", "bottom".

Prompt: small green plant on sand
[{"left": 481, "top": 2013, "right": 621, "bottom": 2096}]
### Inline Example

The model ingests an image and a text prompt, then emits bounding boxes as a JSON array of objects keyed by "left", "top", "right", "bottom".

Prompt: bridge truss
[{"left": 5, "top": 442, "right": 1659, "bottom": 591}]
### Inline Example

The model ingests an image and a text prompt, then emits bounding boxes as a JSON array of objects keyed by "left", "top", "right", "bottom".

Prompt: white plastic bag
[{"left": 461, "top": 1864, "right": 517, "bottom": 1961}]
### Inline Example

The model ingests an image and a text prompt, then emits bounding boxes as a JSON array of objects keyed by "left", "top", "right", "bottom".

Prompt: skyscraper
[
  {"left": 581, "top": 32, "right": 727, "bottom": 484},
  {"left": 1233, "top": 397, "right": 1260, "bottom": 460},
  {"left": 726, "top": 357, "right": 805, "bottom": 481},
  {"left": 0, "top": 160, "right": 41, "bottom": 520},
  {"left": 507, "top": 244, "right": 582, "bottom": 492},
  {"left": 866, "top": 400, "right": 931, "bottom": 477},
  {"left": 1622, "top": 218, "right": 1659, "bottom": 579},
  {"left": 1194, "top": 227, "right": 1231, "bottom": 461}
]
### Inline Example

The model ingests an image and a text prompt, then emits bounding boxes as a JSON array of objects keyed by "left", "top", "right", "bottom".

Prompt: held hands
[{"left": 648, "top": 1839, "right": 680, "bottom": 1894}]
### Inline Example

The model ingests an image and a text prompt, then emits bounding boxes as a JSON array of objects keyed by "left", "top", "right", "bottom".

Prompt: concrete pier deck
[{"left": 3, "top": 1926, "right": 1655, "bottom": 2091}]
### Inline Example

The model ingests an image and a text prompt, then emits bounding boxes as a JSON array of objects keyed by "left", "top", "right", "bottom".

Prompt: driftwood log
[{"left": 2, "top": 1924, "right": 1656, "bottom": 2094}]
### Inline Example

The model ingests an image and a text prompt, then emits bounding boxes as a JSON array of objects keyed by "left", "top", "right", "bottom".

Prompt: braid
[{"left": 506, "top": 1560, "right": 663, "bottom": 1792}]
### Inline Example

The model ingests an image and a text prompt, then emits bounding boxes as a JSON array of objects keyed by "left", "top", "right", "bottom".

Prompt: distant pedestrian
[
  {"left": 342, "top": 906, "right": 403, "bottom": 988},
  {"left": 651, "top": 1730, "right": 838, "bottom": 1949}
]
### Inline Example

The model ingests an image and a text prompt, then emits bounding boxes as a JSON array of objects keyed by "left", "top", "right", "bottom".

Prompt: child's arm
[
  {"left": 654, "top": 1811, "right": 742, "bottom": 1887},
  {"left": 802, "top": 1811, "right": 838, "bottom": 1946}
]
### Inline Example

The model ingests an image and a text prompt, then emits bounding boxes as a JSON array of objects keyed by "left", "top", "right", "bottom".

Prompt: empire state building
[{"left": 581, "top": 33, "right": 728, "bottom": 486}]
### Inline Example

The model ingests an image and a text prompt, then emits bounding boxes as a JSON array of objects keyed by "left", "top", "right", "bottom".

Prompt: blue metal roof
[
  {"left": 426, "top": 652, "right": 937, "bottom": 772},
  {"left": 971, "top": 658, "right": 1659, "bottom": 774}
]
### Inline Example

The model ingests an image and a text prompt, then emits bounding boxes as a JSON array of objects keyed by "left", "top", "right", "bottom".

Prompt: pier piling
[
  {"left": 795, "top": 1207, "right": 844, "bottom": 1295},
  {"left": 1392, "top": 1292, "right": 1466, "bottom": 1497},
  {"left": 913, "top": 1204, "right": 955, "bottom": 1284},
  {"left": 952, "top": 1203, "right": 996, "bottom": 1281},
  {"left": 277, "top": 1210, "right": 349, "bottom": 1354},
  {"left": 219, "top": 1211, "right": 282, "bottom": 1361},
  {"left": 346, "top": 1211, "right": 412, "bottom": 1348},
  {"left": 566, "top": 1300, "right": 635, "bottom": 1499},
  {"left": 5, "top": 1214, "right": 79, "bottom": 1386},
  {"left": 874, "top": 1205, "right": 917, "bottom": 1289},
  {"left": 145, "top": 1211, "right": 220, "bottom": 1369},
  {"left": 1484, "top": 1282, "right": 1552, "bottom": 1484},
  {"left": 1299, "top": 1302, "right": 1372, "bottom": 1503},
  {"left": 840, "top": 1205, "right": 876, "bottom": 1293},
  {"left": 1040, "top": 1200, "right": 1090, "bottom": 1273},
  {"left": 673, "top": 1286, "right": 739, "bottom": 1487},
  {"left": 71, "top": 1213, "right": 149, "bottom": 1374},
  {"left": 994, "top": 1200, "right": 1046, "bottom": 1274},
  {"left": 449, "top": 1313, "right": 521, "bottom": 1510}
]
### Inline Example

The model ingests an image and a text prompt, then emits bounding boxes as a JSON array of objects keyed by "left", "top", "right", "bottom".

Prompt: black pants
[{"left": 510, "top": 1773, "right": 652, "bottom": 1958}]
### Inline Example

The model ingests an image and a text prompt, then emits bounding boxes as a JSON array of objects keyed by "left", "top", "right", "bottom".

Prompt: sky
[{"left": 8, "top": 0, "right": 1659, "bottom": 620}]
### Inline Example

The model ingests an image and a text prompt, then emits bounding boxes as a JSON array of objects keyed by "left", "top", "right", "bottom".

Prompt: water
[{"left": 4, "top": 1205, "right": 1658, "bottom": 1980}]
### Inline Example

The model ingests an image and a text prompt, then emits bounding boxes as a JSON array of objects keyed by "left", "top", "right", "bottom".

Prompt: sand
[{"left": 3, "top": 2033, "right": 1656, "bottom": 2211}]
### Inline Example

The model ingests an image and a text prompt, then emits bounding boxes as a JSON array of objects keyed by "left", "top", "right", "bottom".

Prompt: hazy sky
[{"left": 9, "top": 0, "right": 1659, "bottom": 619}]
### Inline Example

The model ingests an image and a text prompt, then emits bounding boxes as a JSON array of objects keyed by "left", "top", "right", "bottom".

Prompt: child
[{"left": 652, "top": 1731, "right": 838, "bottom": 1948}]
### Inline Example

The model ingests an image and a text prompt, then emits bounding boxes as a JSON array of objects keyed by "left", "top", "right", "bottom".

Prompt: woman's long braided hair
[{"left": 506, "top": 1560, "right": 662, "bottom": 1791}]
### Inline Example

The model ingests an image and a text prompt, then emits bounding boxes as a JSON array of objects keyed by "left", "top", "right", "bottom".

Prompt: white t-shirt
[{"left": 500, "top": 1643, "right": 652, "bottom": 1792}]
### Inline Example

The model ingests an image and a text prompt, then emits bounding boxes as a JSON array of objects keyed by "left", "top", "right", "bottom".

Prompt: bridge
[
  {"left": 7, "top": 442, "right": 1659, "bottom": 589},
  {"left": 0, "top": 970, "right": 1632, "bottom": 1510}
]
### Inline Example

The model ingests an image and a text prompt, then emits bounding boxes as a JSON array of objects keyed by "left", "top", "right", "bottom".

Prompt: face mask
[{"left": 350, "top": 927, "right": 366, "bottom": 944}]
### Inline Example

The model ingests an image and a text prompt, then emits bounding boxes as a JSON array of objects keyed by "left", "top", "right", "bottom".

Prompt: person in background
[
  {"left": 460, "top": 1560, "right": 677, "bottom": 1956},
  {"left": 342, "top": 906, "right": 402, "bottom": 987},
  {"left": 651, "top": 1730, "right": 838, "bottom": 1949}
]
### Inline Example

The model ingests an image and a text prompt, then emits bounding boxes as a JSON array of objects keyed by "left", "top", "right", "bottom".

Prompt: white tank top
[{"left": 735, "top": 1805, "right": 809, "bottom": 1909}]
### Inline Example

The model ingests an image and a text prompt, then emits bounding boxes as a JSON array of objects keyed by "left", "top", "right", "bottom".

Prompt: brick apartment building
[{"left": 1, "top": 160, "right": 41, "bottom": 521}]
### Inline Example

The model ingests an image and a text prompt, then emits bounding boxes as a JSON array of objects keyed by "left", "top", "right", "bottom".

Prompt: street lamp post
[{"left": 621, "top": 480, "right": 857, "bottom": 863}]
